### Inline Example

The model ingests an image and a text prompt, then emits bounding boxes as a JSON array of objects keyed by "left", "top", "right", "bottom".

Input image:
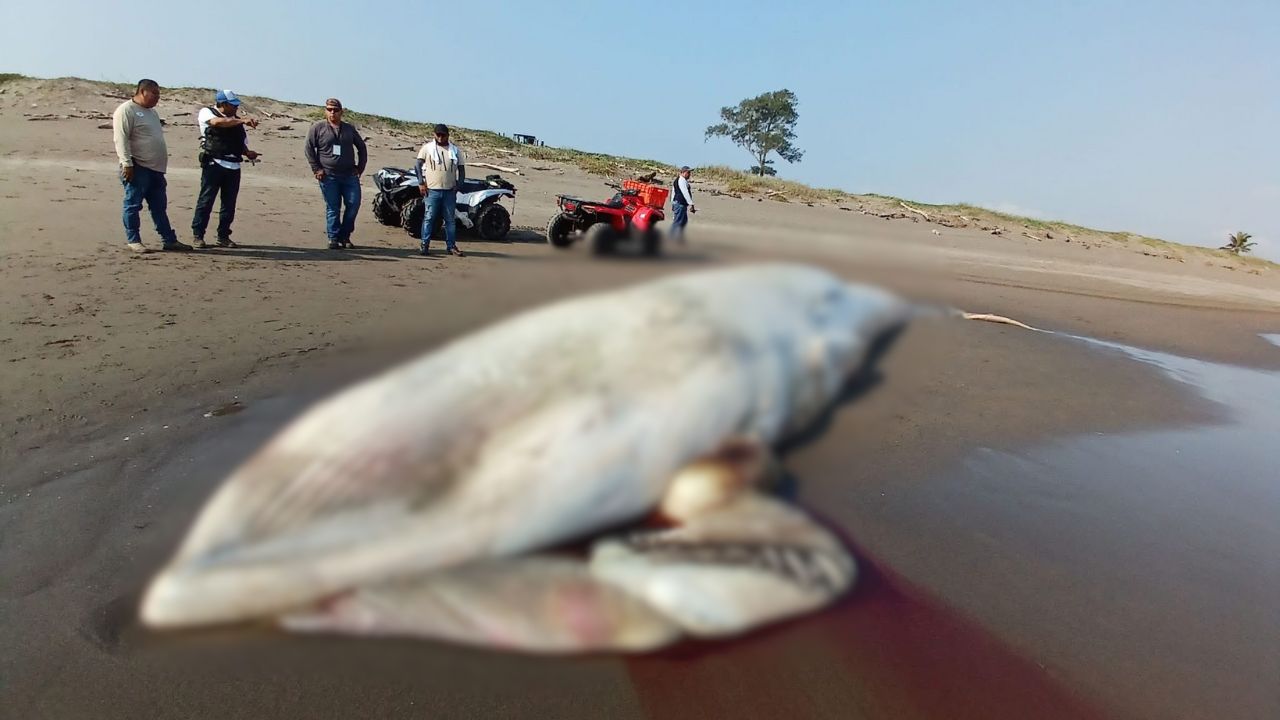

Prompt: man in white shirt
[
  {"left": 414, "top": 123, "right": 467, "bottom": 257},
  {"left": 112, "top": 78, "right": 192, "bottom": 253},
  {"left": 671, "top": 166, "right": 696, "bottom": 244},
  {"left": 191, "top": 90, "right": 259, "bottom": 248}
]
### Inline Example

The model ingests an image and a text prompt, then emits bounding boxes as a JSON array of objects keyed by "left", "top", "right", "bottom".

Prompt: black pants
[{"left": 191, "top": 163, "right": 242, "bottom": 240}]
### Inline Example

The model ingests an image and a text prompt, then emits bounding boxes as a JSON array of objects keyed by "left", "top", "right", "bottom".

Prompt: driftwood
[
  {"left": 962, "top": 312, "right": 1051, "bottom": 333},
  {"left": 97, "top": 122, "right": 112, "bottom": 129},
  {"left": 390, "top": 145, "right": 414, "bottom": 151},
  {"left": 899, "top": 202, "right": 930, "bottom": 220},
  {"left": 469, "top": 161, "right": 520, "bottom": 174},
  {"left": 1021, "top": 231, "right": 1042, "bottom": 242}
]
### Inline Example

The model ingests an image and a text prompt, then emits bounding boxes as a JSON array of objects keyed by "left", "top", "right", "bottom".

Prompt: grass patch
[
  {"left": 700, "top": 165, "right": 843, "bottom": 203},
  {"left": 0, "top": 73, "right": 27, "bottom": 86}
]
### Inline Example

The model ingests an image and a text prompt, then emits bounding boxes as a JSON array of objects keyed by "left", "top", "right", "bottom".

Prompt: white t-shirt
[
  {"left": 197, "top": 107, "right": 241, "bottom": 170},
  {"left": 416, "top": 140, "right": 466, "bottom": 189}
]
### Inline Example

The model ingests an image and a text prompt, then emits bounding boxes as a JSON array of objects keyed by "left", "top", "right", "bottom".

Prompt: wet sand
[{"left": 4, "top": 79, "right": 1280, "bottom": 719}]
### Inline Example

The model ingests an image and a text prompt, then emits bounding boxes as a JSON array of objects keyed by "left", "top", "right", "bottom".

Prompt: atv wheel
[
  {"left": 585, "top": 222, "right": 616, "bottom": 255},
  {"left": 400, "top": 197, "right": 425, "bottom": 237},
  {"left": 372, "top": 192, "right": 399, "bottom": 226},
  {"left": 476, "top": 203, "right": 511, "bottom": 241},
  {"left": 546, "top": 213, "right": 575, "bottom": 248}
]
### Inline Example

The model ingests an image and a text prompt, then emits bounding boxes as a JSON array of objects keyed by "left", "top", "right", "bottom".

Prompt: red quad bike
[{"left": 545, "top": 180, "right": 668, "bottom": 256}]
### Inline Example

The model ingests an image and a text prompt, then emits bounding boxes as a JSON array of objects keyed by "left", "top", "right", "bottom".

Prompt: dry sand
[{"left": 2, "top": 78, "right": 1279, "bottom": 719}]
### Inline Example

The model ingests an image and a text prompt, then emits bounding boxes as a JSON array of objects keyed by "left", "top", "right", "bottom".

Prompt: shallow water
[{"left": 871, "top": 335, "right": 1280, "bottom": 719}]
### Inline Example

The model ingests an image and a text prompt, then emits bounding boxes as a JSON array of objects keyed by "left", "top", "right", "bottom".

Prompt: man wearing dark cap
[
  {"left": 671, "top": 165, "right": 696, "bottom": 244},
  {"left": 304, "top": 98, "right": 368, "bottom": 249},
  {"left": 414, "top": 123, "right": 467, "bottom": 257},
  {"left": 192, "top": 89, "right": 260, "bottom": 248}
]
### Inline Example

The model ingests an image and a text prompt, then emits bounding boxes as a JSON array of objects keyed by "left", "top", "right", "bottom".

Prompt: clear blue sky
[{"left": 4, "top": 0, "right": 1277, "bottom": 258}]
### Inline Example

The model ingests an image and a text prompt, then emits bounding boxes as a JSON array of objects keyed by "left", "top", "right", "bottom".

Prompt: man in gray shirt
[
  {"left": 111, "top": 79, "right": 191, "bottom": 253},
  {"left": 304, "top": 98, "right": 368, "bottom": 250}
]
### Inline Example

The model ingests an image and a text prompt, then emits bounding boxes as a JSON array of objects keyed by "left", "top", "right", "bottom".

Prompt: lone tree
[
  {"left": 706, "top": 89, "right": 803, "bottom": 177},
  {"left": 1220, "top": 231, "right": 1256, "bottom": 255}
]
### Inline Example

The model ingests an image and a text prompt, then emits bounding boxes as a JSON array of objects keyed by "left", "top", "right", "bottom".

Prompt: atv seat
[{"left": 458, "top": 178, "right": 490, "bottom": 194}]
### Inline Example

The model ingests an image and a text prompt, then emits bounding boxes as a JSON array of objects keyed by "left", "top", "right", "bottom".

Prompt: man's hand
[
  {"left": 314, "top": 169, "right": 326, "bottom": 181},
  {"left": 245, "top": 150, "right": 261, "bottom": 161},
  {"left": 243, "top": 117, "right": 259, "bottom": 129},
  {"left": 691, "top": 205, "right": 697, "bottom": 214},
  {"left": 419, "top": 184, "right": 428, "bottom": 196},
  {"left": 120, "top": 165, "right": 134, "bottom": 182}
]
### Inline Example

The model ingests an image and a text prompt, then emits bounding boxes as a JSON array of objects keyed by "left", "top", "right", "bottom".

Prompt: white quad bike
[{"left": 371, "top": 167, "right": 515, "bottom": 241}]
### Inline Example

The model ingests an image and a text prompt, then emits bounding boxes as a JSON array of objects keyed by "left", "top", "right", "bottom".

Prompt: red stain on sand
[{"left": 624, "top": 546, "right": 1110, "bottom": 720}]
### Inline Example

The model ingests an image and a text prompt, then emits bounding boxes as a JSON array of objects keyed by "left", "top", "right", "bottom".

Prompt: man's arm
[
  {"left": 112, "top": 104, "right": 133, "bottom": 168},
  {"left": 304, "top": 124, "right": 322, "bottom": 174},
  {"left": 206, "top": 115, "right": 257, "bottom": 129},
  {"left": 242, "top": 126, "right": 259, "bottom": 160},
  {"left": 353, "top": 127, "right": 368, "bottom": 176}
]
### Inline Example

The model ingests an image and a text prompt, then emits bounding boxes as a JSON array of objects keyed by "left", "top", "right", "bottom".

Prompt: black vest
[
  {"left": 201, "top": 108, "right": 247, "bottom": 163},
  {"left": 672, "top": 176, "right": 691, "bottom": 205}
]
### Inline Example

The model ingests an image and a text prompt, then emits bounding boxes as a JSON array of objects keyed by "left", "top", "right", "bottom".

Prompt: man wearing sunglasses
[
  {"left": 414, "top": 123, "right": 467, "bottom": 257},
  {"left": 304, "top": 98, "right": 368, "bottom": 249}
]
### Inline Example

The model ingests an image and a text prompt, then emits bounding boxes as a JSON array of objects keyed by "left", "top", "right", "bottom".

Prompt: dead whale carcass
[{"left": 140, "top": 263, "right": 909, "bottom": 650}]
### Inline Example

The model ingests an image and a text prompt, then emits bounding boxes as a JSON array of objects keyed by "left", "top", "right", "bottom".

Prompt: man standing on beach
[
  {"left": 671, "top": 166, "right": 696, "bottom": 244},
  {"left": 191, "top": 90, "right": 260, "bottom": 249},
  {"left": 304, "top": 98, "right": 367, "bottom": 249},
  {"left": 112, "top": 79, "right": 192, "bottom": 253},
  {"left": 414, "top": 123, "right": 466, "bottom": 257}
]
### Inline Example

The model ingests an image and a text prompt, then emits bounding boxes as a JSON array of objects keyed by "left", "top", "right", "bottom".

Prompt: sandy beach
[{"left": 3, "top": 77, "right": 1279, "bottom": 719}]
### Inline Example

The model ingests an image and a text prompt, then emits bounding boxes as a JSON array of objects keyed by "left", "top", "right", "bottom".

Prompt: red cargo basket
[{"left": 622, "top": 180, "right": 670, "bottom": 208}]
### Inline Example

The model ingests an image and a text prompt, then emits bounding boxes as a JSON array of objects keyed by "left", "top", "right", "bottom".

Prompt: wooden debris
[
  {"left": 899, "top": 201, "right": 930, "bottom": 220},
  {"left": 469, "top": 161, "right": 520, "bottom": 174}
]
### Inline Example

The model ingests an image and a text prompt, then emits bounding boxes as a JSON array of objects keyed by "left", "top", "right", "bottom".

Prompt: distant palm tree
[{"left": 1220, "top": 231, "right": 1255, "bottom": 255}]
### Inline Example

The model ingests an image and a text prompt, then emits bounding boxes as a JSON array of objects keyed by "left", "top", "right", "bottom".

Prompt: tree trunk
[{"left": 756, "top": 150, "right": 768, "bottom": 176}]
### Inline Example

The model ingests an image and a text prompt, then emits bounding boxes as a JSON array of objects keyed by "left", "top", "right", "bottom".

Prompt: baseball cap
[
  {"left": 215, "top": 89, "right": 241, "bottom": 106},
  {"left": 680, "top": 165, "right": 691, "bottom": 172}
]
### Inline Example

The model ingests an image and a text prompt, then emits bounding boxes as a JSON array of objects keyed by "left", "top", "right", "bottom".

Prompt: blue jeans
[
  {"left": 121, "top": 165, "right": 178, "bottom": 246},
  {"left": 319, "top": 174, "right": 361, "bottom": 242},
  {"left": 421, "top": 188, "right": 457, "bottom": 251},
  {"left": 670, "top": 202, "right": 689, "bottom": 242}
]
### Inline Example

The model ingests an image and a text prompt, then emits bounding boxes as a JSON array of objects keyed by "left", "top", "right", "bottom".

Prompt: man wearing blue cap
[{"left": 192, "top": 90, "right": 260, "bottom": 248}]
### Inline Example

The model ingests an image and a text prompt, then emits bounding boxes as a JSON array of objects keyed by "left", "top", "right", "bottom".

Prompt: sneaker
[
  {"left": 449, "top": 247, "right": 466, "bottom": 257},
  {"left": 216, "top": 237, "right": 238, "bottom": 248},
  {"left": 328, "top": 241, "right": 342, "bottom": 250},
  {"left": 162, "top": 241, "right": 194, "bottom": 252},
  {"left": 126, "top": 242, "right": 151, "bottom": 254},
  {"left": 340, "top": 240, "right": 355, "bottom": 249},
  {"left": 419, "top": 245, "right": 430, "bottom": 256},
  {"left": 193, "top": 238, "right": 212, "bottom": 249}
]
